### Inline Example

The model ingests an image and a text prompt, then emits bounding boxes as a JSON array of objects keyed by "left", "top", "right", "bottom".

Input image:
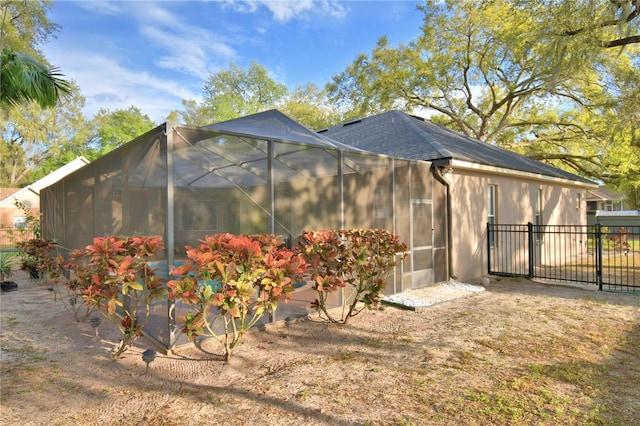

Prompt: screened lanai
[{"left": 41, "top": 110, "right": 445, "bottom": 351}]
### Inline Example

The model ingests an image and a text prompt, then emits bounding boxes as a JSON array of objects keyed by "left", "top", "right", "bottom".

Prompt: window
[
  {"left": 488, "top": 185, "right": 496, "bottom": 248},
  {"left": 13, "top": 217, "right": 27, "bottom": 228},
  {"left": 535, "top": 189, "right": 542, "bottom": 241},
  {"left": 576, "top": 192, "right": 581, "bottom": 210}
]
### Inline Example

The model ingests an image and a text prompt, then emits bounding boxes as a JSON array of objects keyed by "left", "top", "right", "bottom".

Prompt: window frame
[{"left": 488, "top": 184, "right": 497, "bottom": 248}]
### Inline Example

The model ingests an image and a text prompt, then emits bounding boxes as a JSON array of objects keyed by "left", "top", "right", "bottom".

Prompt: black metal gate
[{"left": 487, "top": 223, "right": 640, "bottom": 292}]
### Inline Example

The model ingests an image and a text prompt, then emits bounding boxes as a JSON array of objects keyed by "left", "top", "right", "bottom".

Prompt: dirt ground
[{"left": 1, "top": 271, "right": 639, "bottom": 425}]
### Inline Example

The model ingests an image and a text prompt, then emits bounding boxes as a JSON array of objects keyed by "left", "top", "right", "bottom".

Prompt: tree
[
  {"left": 0, "top": 0, "right": 60, "bottom": 59},
  {"left": 172, "top": 61, "right": 288, "bottom": 126},
  {"left": 87, "top": 106, "right": 155, "bottom": 157},
  {"left": 279, "top": 82, "right": 343, "bottom": 130},
  {"left": 326, "top": 0, "right": 640, "bottom": 188},
  {"left": 1, "top": 48, "right": 71, "bottom": 109},
  {"left": 1, "top": 1, "right": 70, "bottom": 109},
  {"left": 0, "top": 81, "right": 88, "bottom": 186}
]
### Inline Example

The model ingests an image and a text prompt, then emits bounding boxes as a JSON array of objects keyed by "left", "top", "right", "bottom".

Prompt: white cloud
[
  {"left": 221, "top": 0, "right": 348, "bottom": 23},
  {"left": 129, "top": 3, "right": 237, "bottom": 79},
  {"left": 49, "top": 46, "right": 199, "bottom": 122},
  {"left": 139, "top": 24, "right": 235, "bottom": 80},
  {"left": 262, "top": 0, "right": 315, "bottom": 22},
  {"left": 74, "top": 0, "right": 121, "bottom": 15}
]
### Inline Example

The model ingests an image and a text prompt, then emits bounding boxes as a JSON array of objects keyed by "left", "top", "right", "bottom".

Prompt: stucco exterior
[{"left": 446, "top": 160, "right": 592, "bottom": 281}]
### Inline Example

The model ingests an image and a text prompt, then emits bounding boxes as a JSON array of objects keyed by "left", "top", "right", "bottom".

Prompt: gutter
[{"left": 431, "top": 159, "right": 457, "bottom": 281}]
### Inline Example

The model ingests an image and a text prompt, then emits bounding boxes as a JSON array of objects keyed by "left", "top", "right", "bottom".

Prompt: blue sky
[{"left": 44, "top": 0, "right": 425, "bottom": 123}]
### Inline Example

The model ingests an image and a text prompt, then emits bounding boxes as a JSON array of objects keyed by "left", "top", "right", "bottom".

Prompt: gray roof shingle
[{"left": 319, "top": 110, "right": 593, "bottom": 184}]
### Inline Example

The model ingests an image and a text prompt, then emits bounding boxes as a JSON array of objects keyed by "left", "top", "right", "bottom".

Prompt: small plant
[
  {"left": 16, "top": 238, "right": 61, "bottom": 281},
  {"left": 298, "top": 229, "right": 408, "bottom": 324},
  {"left": 168, "top": 233, "right": 307, "bottom": 361},
  {"left": 12, "top": 199, "right": 41, "bottom": 239},
  {"left": 0, "top": 252, "right": 19, "bottom": 281},
  {"left": 607, "top": 227, "right": 631, "bottom": 253},
  {"left": 63, "top": 236, "right": 167, "bottom": 359}
]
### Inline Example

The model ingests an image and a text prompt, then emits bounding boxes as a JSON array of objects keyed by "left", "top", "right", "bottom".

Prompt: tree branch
[
  {"left": 602, "top": 35, "right": 640, "bottom": 47},
  {"left": 562, "top": 2, "right": 638, "bottom": 36},
  {"left": 562, "top": 2, "right": 639, "bottom": 47}
]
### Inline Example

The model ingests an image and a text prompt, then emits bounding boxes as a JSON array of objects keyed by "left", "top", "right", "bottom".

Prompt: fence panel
[
  {"left": 531, "top": 225, "right": 598, "bottom": 285},
  {"left": 487, "top": 224, "right": 530, "bottom": 278},
  {"left": 600, "top": 225, "right": 640, "bottom": 292},
  {"left": 0, "top": 227, "right": 36, "bottom": 252},
  {"left": 488, "top": 223, "right": 639, "bottom": 292}
]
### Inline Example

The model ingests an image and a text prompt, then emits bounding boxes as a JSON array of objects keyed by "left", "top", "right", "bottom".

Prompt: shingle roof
[
  {"left": 319, "top": 110, "right": 594, "bottom": 184},
  {"left": 587, "top": 187, "right": 626, "bottom": 202},
  {"left": 204, "top": 109, "right": 362, "bottom": 151}
]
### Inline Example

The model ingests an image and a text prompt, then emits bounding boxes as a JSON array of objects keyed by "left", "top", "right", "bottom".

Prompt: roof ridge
[{"left": 394, "top": 111, "right": 455, "bottom": 160}]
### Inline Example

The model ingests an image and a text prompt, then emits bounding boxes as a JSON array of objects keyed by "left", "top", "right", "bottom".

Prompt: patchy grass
[{"left": 1, "top": 276, "right": 639, "bottom": 425}]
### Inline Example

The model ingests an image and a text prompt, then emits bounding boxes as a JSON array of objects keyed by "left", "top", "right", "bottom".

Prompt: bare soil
[{"left": 1, "top": 271, "right": 639, "bottom": 425}]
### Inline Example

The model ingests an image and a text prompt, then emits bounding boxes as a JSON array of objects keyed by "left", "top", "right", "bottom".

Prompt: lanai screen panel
[
  {"left": 171, "top": 129, "right": 272, "bottom": 255},
  {"left": 342, "top": 152, "right": 395, "bottom": 230},
  {"left": 122, "top": 130, "right": 167, "bottom": 239},
  {"left": 273, "top": 143, "right": 341, "bottom": 240}
]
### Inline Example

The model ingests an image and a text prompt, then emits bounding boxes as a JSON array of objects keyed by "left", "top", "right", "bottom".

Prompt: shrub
[
  {"left": 167, "top": 233, "right": 307, "bottom": 361},
  {"left": 16, "top": 238, "right": 61, "bottom": 281},
  {"left": 607, "top": 227, "right": 631, "bottom": 253},
  {"left": 298, "top": 229, "right": 408, "bottom": 324},
  {"left": 63, "top": 236, "right": 167, "bottom": 359}
]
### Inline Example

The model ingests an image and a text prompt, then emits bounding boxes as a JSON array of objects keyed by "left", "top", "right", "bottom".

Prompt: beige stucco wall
[{"left": 447, "top": 165, "right": 590, "bottom": 282}]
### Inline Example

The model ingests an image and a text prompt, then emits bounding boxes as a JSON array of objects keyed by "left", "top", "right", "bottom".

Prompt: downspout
[{"left": 432, "top": 161, "right": 457, "bottom": 281}]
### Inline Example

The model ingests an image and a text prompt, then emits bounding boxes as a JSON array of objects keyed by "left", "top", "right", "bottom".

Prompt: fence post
[
  {"left": 596, "top": 223, "right": 603, "bottom": 291},
  {"left": 527, "top": 222, "right": 534, "bottom": 279},
  {"left": 487, "top": 222, "right": 492, "bottom": 275}
]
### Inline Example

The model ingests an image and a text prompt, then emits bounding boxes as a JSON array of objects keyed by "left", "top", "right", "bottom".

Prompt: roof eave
[{"left": 449, "top": 159, "right": 599, "bottom": 188}]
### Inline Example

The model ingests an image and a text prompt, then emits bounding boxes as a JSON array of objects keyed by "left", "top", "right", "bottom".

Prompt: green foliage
[
  {"left": 13, "top": 199, "right": 40, "bottom": 239},
  {"left": 171, "top": 61, "right": 343, "bottom": 129},
  {"left": 0, "top": 0, "right": 60, "bottom": 59},
  {"left": 87, "top": 106, "right": 155, "bottom": 156},
  {"left": 172, "top": 61, "right": 288, "bottom": 126},
  {"left": 15, "top": 238, "right": 60, "bottom": 281},
  {"left": 298, "top": 229, "right": 408, "bottom": 324},
  {"left": 0, "top": 82, "right": 87, "bottom": 186},
  {"left": 168, "top": 233, "right": 307, "bottom": 361},
  {"left": 0, "top": 251, "right": 18, "bottom": 281},
  {"left": 0, "top": 48, "right": 71, "bottom": 110},
  {"left": 326, "top": 0, "right": 640, "bottom": 186},
  {"left": 63, "top": 236, "right": 167, "bottom": 359},
  {"left": 0, "top": 1, "right": 83, "bottom": 186},
  {"left": 279, "top": 82, "right": 343, "bottom": 130}
]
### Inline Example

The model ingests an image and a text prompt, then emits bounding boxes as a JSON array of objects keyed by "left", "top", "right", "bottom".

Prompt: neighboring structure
[
  {"left": 596, "top": 210, "right": 640, "bottom": 231},
  {"left": 0, "top": 157, "right": 90, "bottom": 228},
  {"left": 319, "top": 110, "right": 597, "bottom": 282},
  {"left": 586, "top": 187, "right": 630, "bottom": 226}
]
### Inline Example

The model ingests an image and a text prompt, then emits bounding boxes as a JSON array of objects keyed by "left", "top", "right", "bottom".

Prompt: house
[
  {"left": 586, "top": 187, "right": 630, "bottom": 226},
  {"left": 319, "top": 110, "right": 597, "bottom": 282},
  {"left": 0, "top": 157, "right": 90, "bottom": 229},
  {"left": 40, "top": 110, "right": 599, "bottom": 350},
  {"left": 587, "top": 187, "right": 629, "bottom": 212}
]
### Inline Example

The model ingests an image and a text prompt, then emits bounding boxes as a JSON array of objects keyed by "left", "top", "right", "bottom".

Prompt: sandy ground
[{"left": 1, "top": 271, "right": 639, "bottom": 425}]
